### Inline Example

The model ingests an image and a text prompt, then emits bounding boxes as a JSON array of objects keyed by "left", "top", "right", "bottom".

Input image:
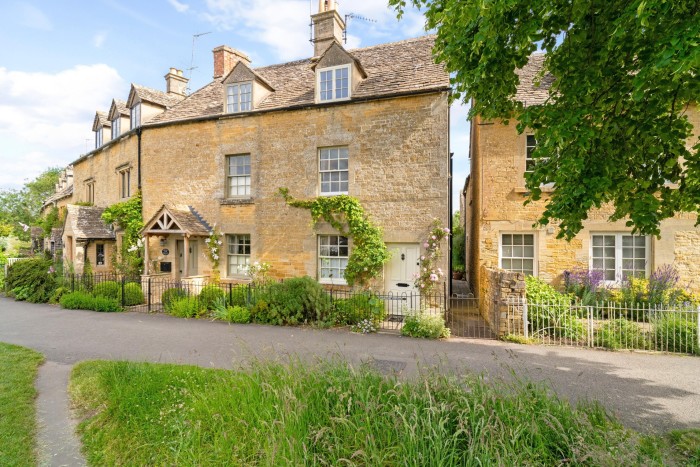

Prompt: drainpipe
[
  {"left": 137, "top": 127, "right": 142, "bottom": 191},
  {"left": 448, "top": 151, "right": 453, "bottom": 298}
]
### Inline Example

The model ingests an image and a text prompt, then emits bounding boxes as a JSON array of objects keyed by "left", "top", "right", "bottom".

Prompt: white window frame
[
  {"left": 226, "top": 234, "right": 251, "bottom": 277},
  {"left": 317, "top": 64, "right": 351, "bottom": 102},
  {"left": 319, "top": 147, "right": 349, "bottom": 196},
  {"left": 130, "top": 103, "right": 141, "bottom": 130},
  {"left": 85, "top": 181, "right": 95, "bottom": 204},
  {"left": 226, "top": 82, "right": 253, "bottom": 113},
  {"left": 318, "top": 235, "right": 349, "bottom": 284},
  {"left": 525, "top": 134, "right": 537, "bottom": 174},
  {"left": 111, "top": 118, "right": 120, "bottom": 139},
  {"left": 95, "top": 128, "right": 103, "bottom": 149},
  {"left": 590, "top": 233, "right": 650, "bottom": 284},
  {"left": 226, "top": 154, "right": 251, "bottom": 197},
  {"left": 498, "top": 232, "right": 537, "bottom": 276}
]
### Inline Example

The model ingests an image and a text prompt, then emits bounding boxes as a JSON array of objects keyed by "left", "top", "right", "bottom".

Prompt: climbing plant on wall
[
  {"left": 279, "top": 188, "right": 390, "bottom": 288},
  {"left": 101, "top": 191, "right": 144, "bottom": 275}
]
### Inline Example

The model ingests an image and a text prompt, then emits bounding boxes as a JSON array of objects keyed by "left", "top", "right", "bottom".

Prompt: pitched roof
[
  {"left": 109, "top": 99, "right": 129, "bottom": 120},
  {"left": 129, "top": 83, "right": 185, "bottom": 109},
  {"left": 92, "top": 111, "right": 111, "bottom": 131},
  {"left": 65, "top": 205, "right": 115, "bottom": 241},
  {"left": 43, "top": 184, "right": 73, "bottom": 208},
  {"left": 515, "top": 53, "right": 554, "bottom": 107},
  {"left": 143, "top": 205, "right": 212, "bottom": 236},
  {"left": 150, "top": 35, "right": 449, "bottom": 124}
]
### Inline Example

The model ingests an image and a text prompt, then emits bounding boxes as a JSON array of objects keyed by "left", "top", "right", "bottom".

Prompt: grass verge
[
  {"left": 0, "top": 343, "right": 44, "bottom": 466},
  {"left": 70, "top": 359, "right": 699, "bottom": 466}
]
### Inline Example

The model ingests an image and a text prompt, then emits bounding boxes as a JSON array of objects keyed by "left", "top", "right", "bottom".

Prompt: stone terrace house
[
  {"left": 465, "top": 54, "right": 700, "bottom": 295},
  {"left": 57, "top": 2, "right": 451, "bottom": 293}
]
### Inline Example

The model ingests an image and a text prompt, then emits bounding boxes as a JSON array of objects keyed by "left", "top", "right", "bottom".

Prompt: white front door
[{"left": 384, "top": 243, "right": 420, "bottom": 294}]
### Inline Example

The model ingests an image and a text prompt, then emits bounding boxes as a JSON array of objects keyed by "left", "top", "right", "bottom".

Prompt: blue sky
[{"left": 0, "top": 0, "right": 470, "bottom": 208}]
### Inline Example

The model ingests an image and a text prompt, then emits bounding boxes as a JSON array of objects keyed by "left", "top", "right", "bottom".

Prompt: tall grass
[
  {"left": 0, "top": 343, "right": 44, "bottom": 467},
  {"left": 68, "top": 359, "right": 689, "bottom": 466}
]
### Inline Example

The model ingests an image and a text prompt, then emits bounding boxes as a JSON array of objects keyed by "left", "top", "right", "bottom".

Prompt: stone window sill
[
  {"left": 514, "top": 185, "right": 555, "bottom": 194},
  {"left": 220, "top": 198, "right": 254, "bottom": 206}
]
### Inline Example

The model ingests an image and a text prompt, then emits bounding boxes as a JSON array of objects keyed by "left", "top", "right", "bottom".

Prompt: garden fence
[
  {"left": 61, "top": 273, "right": 494, "bottom": 338},
  {"left": 506, "top": 298, "right": 699, "bottom": 355}
]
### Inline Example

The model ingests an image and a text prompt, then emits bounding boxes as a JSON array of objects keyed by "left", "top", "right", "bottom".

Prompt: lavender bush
[
  {"left": 647, "top": 264, "right": 680, "bottom": 306},
  {"left": 564, "top": 268, "right": 608, "bottom": 305}
]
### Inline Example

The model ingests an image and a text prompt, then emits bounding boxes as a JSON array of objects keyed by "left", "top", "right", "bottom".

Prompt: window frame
[
  {"left": 590, "top": 233, "right": 650, "bottom": 284},
  {"left": 318, "top": 234, "right": 349, "bottom": 285},
  {"left": 95, "top": 128, "right": 103, "bottom": 149},
  {"left": 95, "top": 243, "right": 105, "bottom": 266},
  {"left": 130, "top": 103, "right": 141, "bottom": 130},
  {"left": 319, "top": 146, "right": 349, "bottom": 196},
  {"left": 525, "top": 134, "right": 537, "bottom": 175},
  {"left": 119, "top": 168, "right": 131, "bottom": 199},
  {"left": 226, "top": 82, "right": 253, "bottom": 113},
  {"left": 498, "top": 232, "right": 537, "bottom": 276},
  {"left": 111, "top": 118, "right": 120, "bottom": 139},
  {"left": 226, "top": 233, "right": 251, "bottom": 277},
  {"left": 85, "top": 181, "right": 95, "bottom": 204},
  {"left": 226, "top": 154, "right": 251, "bottom": 198},
  {"left": 317, "top": 64, "right": 351, "bottom": 103}
]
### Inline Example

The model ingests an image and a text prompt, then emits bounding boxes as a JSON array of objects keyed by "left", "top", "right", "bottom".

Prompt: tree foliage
[
  {"left": 392, "top": 0, "right": 699, "bottom": 239},
  {"left": 279, "top": 188, "right": 390, "bottom": 288},
  {"left": 0, "top": 168, "right": 61, "bottom": 240},
  {"left": 101, "top": 191, "right": 144, "bottom": 275}
]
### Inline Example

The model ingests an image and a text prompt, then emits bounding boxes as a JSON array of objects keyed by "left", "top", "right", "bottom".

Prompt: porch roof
[
  {"left": 65, "top": 205, "right": 116, "bottom": 241},
  {"left": 142, "top": 204, "right": 212, "bottom": 236}
]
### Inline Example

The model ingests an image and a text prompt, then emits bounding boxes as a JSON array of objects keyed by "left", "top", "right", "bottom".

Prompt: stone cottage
[
  {"left": 464, "top": 54, "right": 700, "bottom": 294},
  {"left": 55, "top": 1, "right": 451, "bottom": 293}
]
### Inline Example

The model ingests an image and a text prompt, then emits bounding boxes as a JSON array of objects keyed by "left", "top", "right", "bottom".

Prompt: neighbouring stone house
[
  {"left": 51, "top": 2, "right": 451, "bottom": 292},
  {"left": 465, "top": 54, "right": 700, "bottom": 296}
]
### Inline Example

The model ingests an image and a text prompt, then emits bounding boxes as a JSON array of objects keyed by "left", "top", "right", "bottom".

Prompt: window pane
[
  {"left": 227, "top": 234, "right": 251, "bottom": 276},
  {"left": 319, "top": 146, "right": 348, "bottom": 194}
]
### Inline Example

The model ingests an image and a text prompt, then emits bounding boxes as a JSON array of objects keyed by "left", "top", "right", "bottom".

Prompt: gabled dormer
[
  {"left": 312, "top": 41, "right": 367, "bottom": 104},
  {"left": 126, "top": 83, "right": 185, "bottom": 129},
  {"left": 221, "top": 61, "right": 274, "bottom": 114},
  {"left": 91, "top": 111, "right": 112, "bottom": 149},
  {"left": 107, "top": 99, "right": 130, "bottom": 140}
]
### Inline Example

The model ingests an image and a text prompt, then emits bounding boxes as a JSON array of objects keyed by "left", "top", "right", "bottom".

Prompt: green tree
[
  {"left": 391, "top": 0, "right": 699, "bottom": 239},
  {"left": 0, "top": 168, "right": 61, "bottom": 240}
]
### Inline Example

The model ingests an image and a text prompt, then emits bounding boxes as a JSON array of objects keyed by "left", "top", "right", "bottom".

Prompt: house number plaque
[{"left": 161, "top": 248, "right": 170, "bottom": 256}]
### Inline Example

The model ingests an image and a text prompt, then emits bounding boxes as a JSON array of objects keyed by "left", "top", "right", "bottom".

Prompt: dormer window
[
  {"left": 226, "top": 83, "right": 252, "bottom": 113},
  {"left": 95, "top": 128, "right": 103, "bottom": 149},
  {"left": 111, "top": 118, "right": 120, "bottom": 139},
  {"left": 130, "top": 103, "right": 141, "bottom": 129},
  {"left": 318, "top": 65, "right": 349, "bottom": 102}
]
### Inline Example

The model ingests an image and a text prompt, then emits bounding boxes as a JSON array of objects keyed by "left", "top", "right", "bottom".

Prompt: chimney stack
[
  {"left": 311, "top": 0, "right": 345, "bottom": 56},
  {"left": 212, "top": 46, "right": 252, "bottom": 79},
  {"left": 164, "top": 68, "right": 188, "bottom": 96}
]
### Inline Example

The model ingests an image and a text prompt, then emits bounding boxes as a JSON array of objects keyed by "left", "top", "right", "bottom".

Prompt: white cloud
[
  {"left": 93, "top": 31, "right": 107, "bottom": 48},
  {"left": 199, "top": 0, "right": 429, "bottom": 61},
  {"left": 168, "top": 0, "right": 190, "bottom": 13},
  {"left": 13, "top": 2, "right": 52, "bottom": 31},
  {"left": 0, "top": 65, "right": 125, "bottom": 189}
]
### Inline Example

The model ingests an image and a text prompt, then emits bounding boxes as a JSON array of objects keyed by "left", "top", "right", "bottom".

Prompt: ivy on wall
[{"left": 279, "top": 188, "right": 390, "bottom": 288}]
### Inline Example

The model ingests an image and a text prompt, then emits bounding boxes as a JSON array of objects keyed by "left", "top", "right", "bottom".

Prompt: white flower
[
  {"left": 127, "top": 245, "right": 138, "bottom": 252},
  {"left": 136, "top": 238, "right": 144, "bottom": 247},
  {"left": 213, "top": 254, "right": 219, "bottom": 260},
  {"left": 217, "top": 240, "right": 223, "bottom": 245}
]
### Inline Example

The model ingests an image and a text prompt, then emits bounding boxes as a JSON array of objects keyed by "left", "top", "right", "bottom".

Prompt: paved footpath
[{"left": 1, "top": 298, "right": 699, "bottom": 463}]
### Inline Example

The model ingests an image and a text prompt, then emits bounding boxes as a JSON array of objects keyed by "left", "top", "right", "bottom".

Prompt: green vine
[
  {"left": 101, "top": 191, "right": 144, "bottom": 275},
  {"left": 279, "top": 188, "right": 390, "bottom": 288}
]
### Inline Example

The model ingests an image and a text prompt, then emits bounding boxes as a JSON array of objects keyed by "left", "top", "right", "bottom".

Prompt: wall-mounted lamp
[{"left": 159, "top": 237, "right": 167, "bottom": 247}]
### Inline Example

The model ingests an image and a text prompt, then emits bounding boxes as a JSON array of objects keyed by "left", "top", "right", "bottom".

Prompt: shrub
[
  {"left": 214, "top": 305, "right": 251, "bottom": 324},
  {"left": 123, "top": 283, "right": 144, "bottom": 306},
  {"left": 252, "top": 277, "right": 332, "bottom": 325},
  {"left": 5, "top": 258, "right": 57, "bottom": 303},
  {"left": 525, "top": 277, "right": 583, "bottom": 340},
  {"left": 49, "top": 286, "right": 70, "bottom": 304},
  {"left": 333, "top": 293, "right": 385, "bottom": 326},
  {"left": 198, "top": 285, "right": 226, "bottom": 311},
  {"left": 162, "top": 288, "right": 188, "bottom": 312},
  {"left": 11, "top": 286, "right": 32, "bottom": 301},
  {"left": 93, "top": 281, "right": 121, "bottom": 300},
  {"left": 401, "top": 310, "right": 450, "bottom": 339},
  {"left": 652, "top": 313, "right": 699, "bottom": 355},
  {"left": 564, "top": 268, "right": 609, "bottom": 305},
  {"left": 229, "top": 284, "right": 251, "bottom": 307},
  {"left": 168, "top": 297, "right": 204, "bottom": 318},
  {"left": 59, "top": 291, "right": 121, "bottom": 312},
  {"left": 595, "top": 319, "right": 649, "bottom": 350}
]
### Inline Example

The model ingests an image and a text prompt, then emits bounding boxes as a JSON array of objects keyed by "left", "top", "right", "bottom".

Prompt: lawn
[
  {"left": 0, "top": 342, "right": 44, "bottom": 467},
  {"left": 70, "top": 359, "right": 699, "bottom": 466}
]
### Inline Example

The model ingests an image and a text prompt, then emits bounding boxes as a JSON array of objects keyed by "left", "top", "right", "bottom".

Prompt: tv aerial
[{"left": 343, "top": 13, "right": 377, "bottom": 44}]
